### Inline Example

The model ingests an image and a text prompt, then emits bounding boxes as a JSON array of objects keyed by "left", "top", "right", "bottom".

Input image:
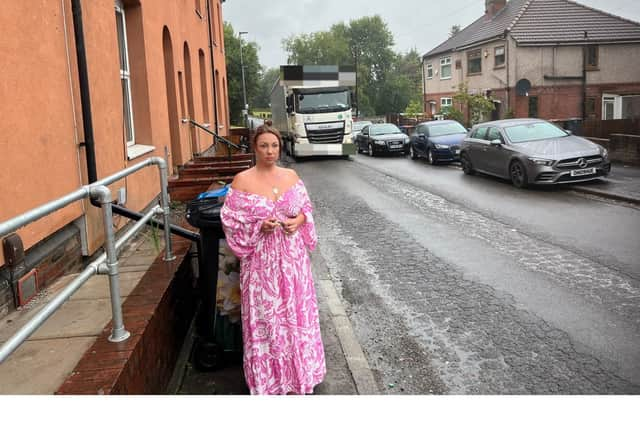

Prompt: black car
[
  {"left": 408, "top": 120, "right": 467, "bottom": 164},
  {"left": 355, "top": 123, "right": 410, "bottom": 156}
]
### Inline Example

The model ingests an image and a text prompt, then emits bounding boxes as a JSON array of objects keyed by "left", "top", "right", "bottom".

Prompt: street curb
[
  {"left": 571, "top": 186, "right": 640, "bottom": 206},
  {"left": 318, "top": 279, "right": 379, "bottom": 395}
]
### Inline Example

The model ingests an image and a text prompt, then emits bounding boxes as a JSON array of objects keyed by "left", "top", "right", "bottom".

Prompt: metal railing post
[
  {"left": 155, "top": 157, "right": 175, "bottom": 261},
  {"left": 90, "top": 185, "right": 130, "bottom": 343}
]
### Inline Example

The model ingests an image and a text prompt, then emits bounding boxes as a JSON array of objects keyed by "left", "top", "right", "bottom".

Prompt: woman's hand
[
  {"left": 282, "top": 213, "right": 305, "bottom": 235},
  {"left": 260, "top": 218, "right": 281, "bottom": 234}
]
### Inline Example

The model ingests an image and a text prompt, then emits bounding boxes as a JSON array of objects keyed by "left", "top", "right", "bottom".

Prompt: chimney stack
[{"left": 485, "top": 0, "right": 507, "bottom": 18}]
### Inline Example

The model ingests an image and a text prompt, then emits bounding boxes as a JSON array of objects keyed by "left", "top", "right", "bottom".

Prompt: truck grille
[{"left": 306, "top": 122, "right": 344, "bottom": 144}]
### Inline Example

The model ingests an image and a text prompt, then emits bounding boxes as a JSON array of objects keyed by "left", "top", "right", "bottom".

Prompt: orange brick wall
[{"left": 0, "top": 0, "right": 229, "bottom": 267}]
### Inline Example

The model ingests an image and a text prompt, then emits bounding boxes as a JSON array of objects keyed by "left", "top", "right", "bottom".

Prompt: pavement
[
  {"left": 0, "top": 218, "right": 379, "bottom": 395},
  {"left": 0, "top": 162, "right": 638, "bottom": 395},
  {"left": 570, "top": 162, "right": 640, "bottom": 205}
]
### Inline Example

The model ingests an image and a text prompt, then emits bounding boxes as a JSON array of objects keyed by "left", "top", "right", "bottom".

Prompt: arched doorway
[
  {"left": 184, "top": 42, "right": 197, "bottom": 156},
  {"left": 162, "top": 27, "right": 182, "bottom": 172}
]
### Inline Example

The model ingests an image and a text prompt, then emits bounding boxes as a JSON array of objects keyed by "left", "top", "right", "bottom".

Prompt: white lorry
[{"left": 270, "top": 65, "right": 356, "bottom": 158}]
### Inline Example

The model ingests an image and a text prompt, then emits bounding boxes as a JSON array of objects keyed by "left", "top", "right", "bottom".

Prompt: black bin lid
[{"left": 186, "top": 198, "right": 223, "bottom": 229}]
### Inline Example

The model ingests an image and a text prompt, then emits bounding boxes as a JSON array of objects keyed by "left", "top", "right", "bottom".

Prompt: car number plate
[
  {"left": 454, "top": 149, "right": 460, "bottom": 154},
  {"left": 571, "top": 167, "right": 596, "bottom": 177}
]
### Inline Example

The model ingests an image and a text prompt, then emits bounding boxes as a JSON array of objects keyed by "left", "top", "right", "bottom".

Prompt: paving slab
[{"left": 0, "top": 337, "right": 95, "bottom": 394}]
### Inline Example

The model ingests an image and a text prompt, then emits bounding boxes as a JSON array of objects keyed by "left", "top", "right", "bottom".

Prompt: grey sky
[{"left": 221, "top": 0, "right": 640, "bottom": 70}]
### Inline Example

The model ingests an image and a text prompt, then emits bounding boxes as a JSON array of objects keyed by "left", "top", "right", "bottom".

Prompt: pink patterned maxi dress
[{"left": 220, "top": 179, "right": 326, "bottom": 394}]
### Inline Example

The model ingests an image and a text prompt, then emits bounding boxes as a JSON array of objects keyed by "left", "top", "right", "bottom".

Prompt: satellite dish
[{"left": 516, "top": 79, "right": 531, "bottom": 96}]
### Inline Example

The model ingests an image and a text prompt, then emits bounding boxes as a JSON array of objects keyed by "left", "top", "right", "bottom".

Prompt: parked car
[
  {"left": 408, "top": 120, "right": 467, "bottom": 164},
  {"left": 352, "top": 120, "right": 373, "bottom": 139},
  {"left": 356, "top": 123, "right": 410, "bottom": 156},
  {"left": 460, "top": 118, "right": 611, "bottom": 188}
]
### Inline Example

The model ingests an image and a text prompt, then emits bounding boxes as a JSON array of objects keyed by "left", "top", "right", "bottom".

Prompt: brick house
[
  {"left": 421, "top": 0, "right": 640, "bottom": 123},
  {"left": 0, "top": 0, "right": 230, "bottom": 317}
]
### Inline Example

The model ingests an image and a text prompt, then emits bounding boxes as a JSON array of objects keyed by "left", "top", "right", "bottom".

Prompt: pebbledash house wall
[
  {"left": 0, "top": 0, "right": 229, "bottom": 317},
  {"left": 423, "top": 38, "right": 640, "bottom": 120}
]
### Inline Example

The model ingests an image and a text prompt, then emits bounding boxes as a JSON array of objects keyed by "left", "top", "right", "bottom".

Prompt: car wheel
[
  {"left": 427, "top": 148, "right": 437, "bottom": 165},
  {"left": 368, "top": 143, "right": 375, "bottom": 157},
  {"left": 461, "top": 153, "right": 475, "bottom": 175},
  {"left": 509, "top": 160, "right": 528, "bottom": 188},
  {"left": 409, "top": 144, "right": 418, "bottom": 160}
]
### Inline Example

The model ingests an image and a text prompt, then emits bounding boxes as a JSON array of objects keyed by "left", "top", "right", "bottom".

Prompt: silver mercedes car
[{"left": 460, "top": 119, "right": 611, "bottom": 188}]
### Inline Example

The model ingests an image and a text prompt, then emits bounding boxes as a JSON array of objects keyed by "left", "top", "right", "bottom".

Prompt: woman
[{"left": 220, "top": 124, "right": 326, "bottom": 395}]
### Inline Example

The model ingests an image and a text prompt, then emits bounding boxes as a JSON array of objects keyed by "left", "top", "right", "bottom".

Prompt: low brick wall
[
  {"left": 587, "top": 134, "right": 640, "bottom": 166},
  {"left": 55, "top": 237, "right": 196, "bottom": 394}
]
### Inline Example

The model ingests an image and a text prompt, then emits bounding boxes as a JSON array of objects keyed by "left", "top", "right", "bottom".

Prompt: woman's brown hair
[{"left": 252, "top": 123, "right": 282, "bottom": 150}]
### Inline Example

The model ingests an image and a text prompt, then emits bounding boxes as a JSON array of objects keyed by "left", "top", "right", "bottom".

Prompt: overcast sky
[{"left": 221, "top": 0, "right": 640, "bottom": 70}]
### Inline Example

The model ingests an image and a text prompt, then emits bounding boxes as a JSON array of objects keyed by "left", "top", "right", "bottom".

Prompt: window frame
[
  {"left": 115, "top": 1, "right": 135, "bottom": 147},
  {"left": 426, "top": 63, "right": 433, "bottom": 79},
  {"left": 441, "top": 97, "right": 452, "bottom": 110},
  {"left": 494, "top": 46, "right": 505, "bottom": 68},
  {"left": 586, "top": 45, "right": 599, "bottom": 70},
  {"left": 467, "top": 49, "right": 482, "bottom": 75},
  {"left": 440, "top": 56, "right": 452, "bottom": 80},
  {"left": 528, "top": 96, "right": 539, "bottom": 118}
]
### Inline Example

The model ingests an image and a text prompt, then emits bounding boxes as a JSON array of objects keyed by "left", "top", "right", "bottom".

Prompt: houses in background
[
  {"left": 0, "top": 0, "right": 230, "bottom": 317},
  {"left": 421, "top": 0, "right": 640, "bottom": 127}
]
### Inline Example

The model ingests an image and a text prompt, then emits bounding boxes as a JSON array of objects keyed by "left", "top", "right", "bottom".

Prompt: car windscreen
[
  {"left": 353, "top": 121, "right": 372, "bottom": 131},
  {"left": 428, "top": 122, "right": 466, "bottom": 137},
  {"left": 370, "top": 124, "right": 402, "bottom": 135},
  {"left": 504, "top": 122, "right": 568, "bottom": 143},
  {"left": 296, "top": 90, "right": 351, "bottom": 114}
]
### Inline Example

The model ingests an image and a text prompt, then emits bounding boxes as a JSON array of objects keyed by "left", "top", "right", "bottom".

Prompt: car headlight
[
  {"left": 601, "top": 148, "right": 608, "bottom": 159},
  {"left": 374, "top": 139, "right": 386, "bottom": 145},
  {"left": 434, "top": 144, "right": 449, "bottom": 149},
  {"left": 528, "top": 157, "right": 554, "bottom": 166}
]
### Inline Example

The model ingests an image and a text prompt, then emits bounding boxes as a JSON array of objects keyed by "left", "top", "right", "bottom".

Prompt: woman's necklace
[{"left": 257, "top": 168, "right": 281, "bottom": 197}]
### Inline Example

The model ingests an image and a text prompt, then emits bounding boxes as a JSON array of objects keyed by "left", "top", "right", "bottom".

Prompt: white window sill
[
  {"left": 127, "top": 144, "right": 155, "bottom": 160},
  {"left": 440, "top": 76, "right": 452, "bottom": 80}
]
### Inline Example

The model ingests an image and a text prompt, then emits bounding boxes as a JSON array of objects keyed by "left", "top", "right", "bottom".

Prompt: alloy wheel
[
  {"left": 461, "top": 154, "right": 475, "bottom": 175},
  {"left": 428, "top": 149, "right": 436, "bottom": 165},
  {"left": 368, "top": 143, "right": 375, "bottom": 157},
  {"left": 409, "top": 144, "right": 417, "bottom": 160},
  {"left": 510, "top": 160, "right": 528, "bottom": 188}
]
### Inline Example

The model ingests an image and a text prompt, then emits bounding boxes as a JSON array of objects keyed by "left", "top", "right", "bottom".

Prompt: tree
[
  {"left": 251, "top": 67, "right": 280, "bottom": 110},
  {"left": 224, "top": 22, "right": 261, "bottom": 125},
  {"left": 450, "top": 82, "right": 495, "bottom": 127},
  {"left": 283, "top": 15, "right": 417, "bottom": 117},
  {"left": 404, "top": 100, "right": 423, "bottom": 117}
]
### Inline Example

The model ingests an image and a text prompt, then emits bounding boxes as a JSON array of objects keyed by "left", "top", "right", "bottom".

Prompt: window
[
  {"left": 494, "top": 46, "right": 505, "bottom": 67},
  {"left": 426, "top": 64, "right": 433, "bottom": 79},
  {"left": 467, "top": 49, "right": 482, "bottom": 75},
  {"left": 471, "top": 127, "right": 488, "bottom": 140},
  {"left": 528, "top": 96, "right": 539, "bottom": 118},
  {"left": 440, "top": 56, "right": 451, "bottom": 79},
  {"left": 586, "top": 97, "right": 596, "bottom": 116},
  {"left": 486, "top": 127, "right": 502, "bottom": 142},
  {"left": 441, "top": 97, "right": 452, "bottom": 111},
  {"left": 586, "top": 45, "right": 598, "bottom": 69},
  {"left": 115, "top": 1, "right": 135, "bottom": 146}
]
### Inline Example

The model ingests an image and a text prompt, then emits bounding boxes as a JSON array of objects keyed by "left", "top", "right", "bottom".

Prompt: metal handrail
[
  {"left": 182, "top": 118, "right": 249, "bottom": 160},
  {"left": 0, "top": 156, "right": 174, "bottom": 363}
]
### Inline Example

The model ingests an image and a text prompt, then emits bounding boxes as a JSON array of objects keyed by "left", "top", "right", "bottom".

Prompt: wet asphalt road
[{"left": 289, "top": 153, "right": 640, "bottom": 394}]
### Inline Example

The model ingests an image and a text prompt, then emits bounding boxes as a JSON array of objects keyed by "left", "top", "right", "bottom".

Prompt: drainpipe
[
  {"left": 206, "top": 0, "right": 219, "bottom": 139},
  {"left": 582, "top": 31, "right": 588, "bottom": 122},
  {"left": 71, "top": 0, "right": 98, "bottom": 183}
]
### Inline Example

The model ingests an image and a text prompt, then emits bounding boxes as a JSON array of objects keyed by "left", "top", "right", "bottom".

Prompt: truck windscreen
[{"left": 296, "top": 91, "right": 351, "bottom": 114}]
